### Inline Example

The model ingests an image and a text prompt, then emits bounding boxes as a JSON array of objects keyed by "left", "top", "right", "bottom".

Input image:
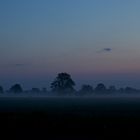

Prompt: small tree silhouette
[
  {"left": 51, "top": 73, "right": 75, "bottom": 94},
  {"left": 79, "top": 85, "right": 93, "bottom": 95},
  {"left": 10, "top": 84, "right": 23, "bottom": 93},
  {"left": 125, "top": 87, "right": 137, "bottom": 94},
  {"left": 95, "top": 83, "right": 107, "bottom": 94}
]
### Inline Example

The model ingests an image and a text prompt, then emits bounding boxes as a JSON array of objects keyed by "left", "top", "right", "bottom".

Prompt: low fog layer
[
  {"left": 1, "top": 92, "right": 140, "bottom": 99},
  {"left": 1, "top": 73, "right": 140, "bottom": 98}
]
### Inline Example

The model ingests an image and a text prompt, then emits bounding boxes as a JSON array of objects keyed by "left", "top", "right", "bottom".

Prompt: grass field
[{"left": 0, "top": 96, "right": 140, "bottom": 139}]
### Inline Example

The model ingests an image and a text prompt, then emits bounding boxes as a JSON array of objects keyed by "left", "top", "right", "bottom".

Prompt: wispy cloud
[
  {"left": 98, "top": 48, "right": 112, "bottom": 53},
  {"left": 14, "top": 64, "right": 26, "bottom": 67},
  {"left": 103, "top": 48, "right": 112, "bottom": 52},
  {"left": 0, "top": 63, "right": 28, "bottom": 68}
]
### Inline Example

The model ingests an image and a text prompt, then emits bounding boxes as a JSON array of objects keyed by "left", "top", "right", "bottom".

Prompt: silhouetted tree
[
  {"left": 51, "top": 73, "right": 75, "bottom": 94},
  {"left": 10, "top": 84, "right": 23, "bottom": 93},
  {"left": 79, "top": 85, "right": 93, "bottom": 95},
  {"left": 95, "top": 83, "right": 107, "bottom": 94},
  {"left": 0, "top": 86, "right": 4, "bottom": 93}
]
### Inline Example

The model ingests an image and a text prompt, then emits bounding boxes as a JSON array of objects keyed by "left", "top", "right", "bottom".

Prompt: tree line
[{"left": 0, "top": 73, "right": 139, "bottom": 95}]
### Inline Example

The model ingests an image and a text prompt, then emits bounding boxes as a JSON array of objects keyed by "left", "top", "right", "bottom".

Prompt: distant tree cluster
[{"left": 0, "top": 72, "right": 140, "bottom": 95}]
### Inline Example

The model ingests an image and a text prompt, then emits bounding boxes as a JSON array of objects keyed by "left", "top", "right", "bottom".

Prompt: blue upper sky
[{"left": 0, "top": 0, "right": 140, "bottom": 89}]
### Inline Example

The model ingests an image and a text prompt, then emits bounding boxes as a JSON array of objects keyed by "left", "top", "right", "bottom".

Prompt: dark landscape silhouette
[
  {"left": 1, "top": 73, "right": 140, "bottom": 96},
  {"left": 0, "top": 73, "right": 140, "bottom": 139}
]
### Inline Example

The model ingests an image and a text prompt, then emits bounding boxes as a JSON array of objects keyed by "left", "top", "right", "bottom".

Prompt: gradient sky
[{"left": 0, "top": 0, "right": 140, "bottom": 89}]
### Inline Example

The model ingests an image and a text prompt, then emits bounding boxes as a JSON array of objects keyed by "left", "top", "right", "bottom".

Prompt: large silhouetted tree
[
  {"left": 51, "top": 73, "right": 75, "bottom": 94},
  {"left": 10, "top": 84, "right": 23, "bottom": 93}
]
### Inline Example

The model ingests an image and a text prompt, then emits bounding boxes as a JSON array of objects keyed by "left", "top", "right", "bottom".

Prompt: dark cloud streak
[
  {"left": 97, "top": 48, "right": 112, "bottom": 53},
  {"left": 103, "top": 48, "right": 112, "bottom": 52}
]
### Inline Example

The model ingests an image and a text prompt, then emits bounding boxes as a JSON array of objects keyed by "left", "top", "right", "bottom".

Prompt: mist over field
[
  {"left": 1, "top": 92, "right": 140, "bottom": 98},
  {"left": 1, "top": 0, "right": 140, "bottom": 138}
]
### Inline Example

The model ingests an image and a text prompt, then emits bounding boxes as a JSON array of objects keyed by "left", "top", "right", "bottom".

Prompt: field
[{"left": 0, "top": 96, "right": 140, "bottom": 139}]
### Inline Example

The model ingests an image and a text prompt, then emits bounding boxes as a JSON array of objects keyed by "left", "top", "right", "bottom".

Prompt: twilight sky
[{"left": 0, "top": 0, "right": 140, "bottom": 89}]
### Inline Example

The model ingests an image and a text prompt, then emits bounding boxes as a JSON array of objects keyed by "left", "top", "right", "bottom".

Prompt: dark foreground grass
[
  {"left": 1, "top": 111, "right": 140, "bottom": 139},
  {"left": 0, "top": 97, "right": 140, "bottom": 139}
]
